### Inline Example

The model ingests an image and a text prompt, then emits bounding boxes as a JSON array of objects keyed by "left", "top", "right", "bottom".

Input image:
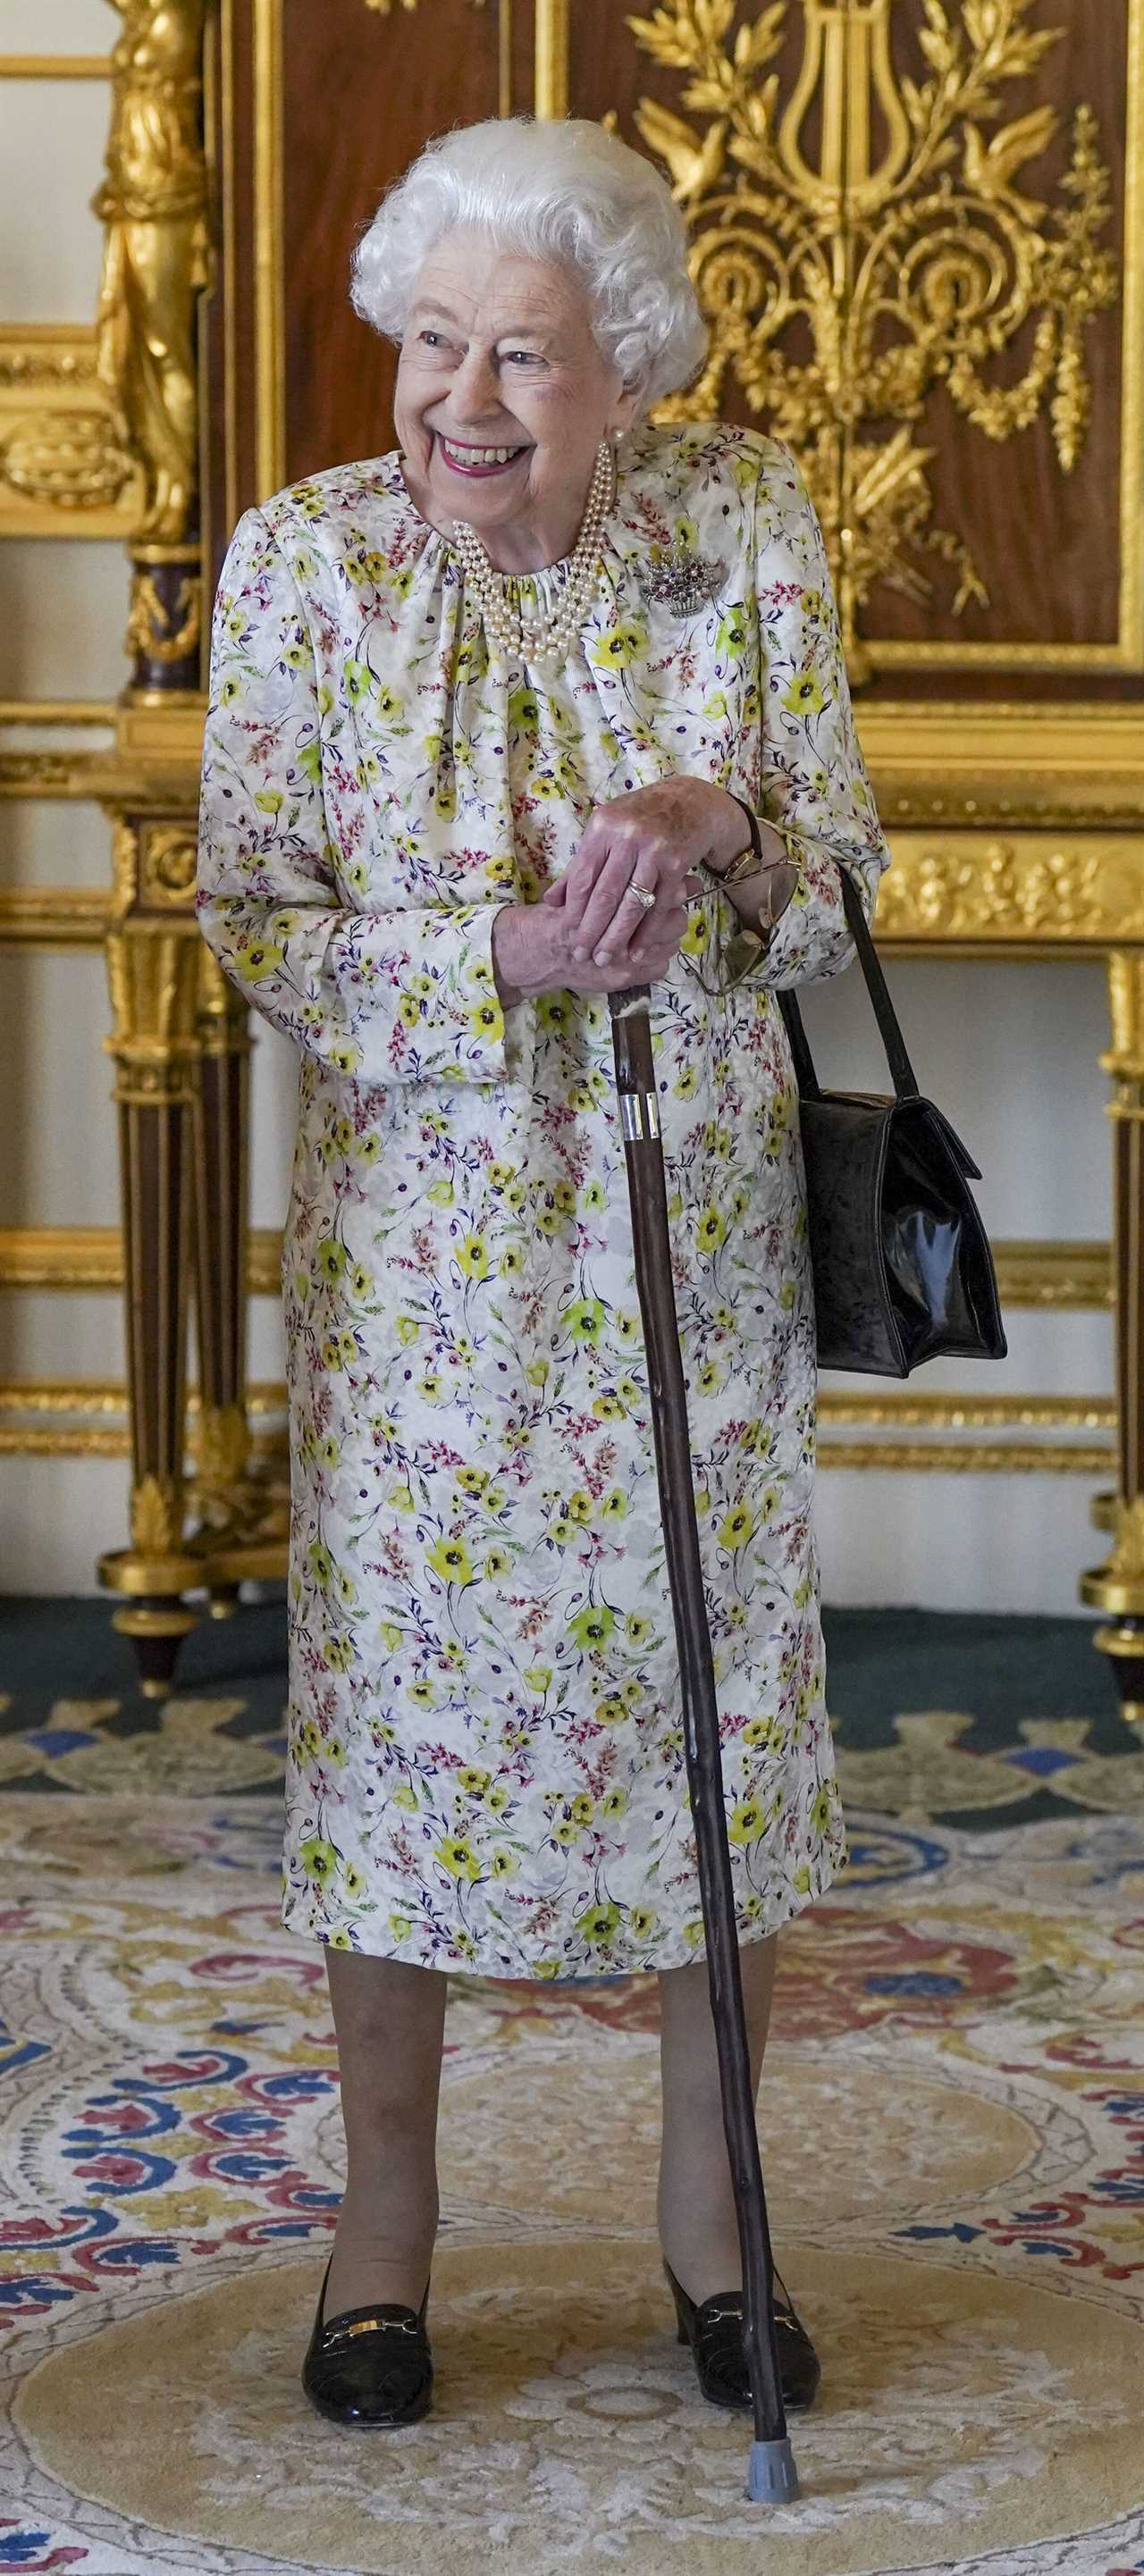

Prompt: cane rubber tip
[{"left": 745, "top": 2437, "right": 800, "bottom": 2505}]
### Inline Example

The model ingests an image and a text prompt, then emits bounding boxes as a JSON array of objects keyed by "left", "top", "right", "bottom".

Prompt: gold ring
[{"left": 627, "top": 881, "right": 657, "bottom": 912}]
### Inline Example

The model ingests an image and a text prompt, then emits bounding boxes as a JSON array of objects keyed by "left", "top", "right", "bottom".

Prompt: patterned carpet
[{"left": 1, "top": 1601, "right": 1142, "bottom": 2575}]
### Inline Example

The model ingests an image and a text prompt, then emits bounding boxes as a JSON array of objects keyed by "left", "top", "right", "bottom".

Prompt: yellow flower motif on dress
[
  {"left": 716, "top": 607, "right": 748, "bottom": 659},
  {"left": 601, "top": 1489, "right": 627, "bottom": 1520},
  {"left": 567, "top": 1490, "right": 592, "bottom": 1525},
  {"left": 569, "top": 1792, "right": 594, "bottom": 1825},
  {"left": 595, "top": 1693, "right": 627, "bottom": 1725},
  {"left": 569, "top": 1604, "right": 615, "bottom": 1650},
  {"left": 435, "top": 1835, "right": 481, "bottom": 1882},
  {"left": 392, "top": 1783, "right": 418, "bottom": 1810},
  {"left": 236, "top": 942, "right": 285, "bottom": 983},
  {"left": 470, "top": 999, "right": 503, "bottom": 1040},
  {"left": 576, "top": 1900, "right": 619, "bottom": 1945},
  {"left": 590, "top": 618, "right": 647, "bottom": 669},
  {"left": 458, "top": 1765, "right": 491, "bottom": 1795},
  {"left": 324, "top": 1637, "right": 353, "bottom": 1672},
  {"left": 696, "top": 1204, "right": 727, "bottom": 1255},
  {"left": 524, "top": 1665, "right": 552, "bottom": 1692},
  {"left": 428, "top": 1535, "right": 474, "bottom": 1584},
  {"left": 593, "top": 1392, "right": 624, "bottom": 1421},
  {"left": 491, "top": 1848, "right": 516, "bottom": 1876},
  {"left": 782, "top": 667, "right": 827, "bottom": 718},
  {"left": 562, "top": 1297, "right": 605, "bottom": 1346},
  {"left": 299, "top": 1835, "right": 337, "bottom": 1884},
  {"left": 601, "top": 1787, "right": 627, "bottom": 1817},
  {"left": 719, "top": 1503, "right": 756, "bottom": 1551},
  {"left": 728, "top": 1798, "right": 763, "bottom": 1845},
  {"left": 485, "top": 1547, "right": 509, "bottom": 1578},
  {"left": 457, "top": 1233, "right": 489, "bottom": 1281},
  {"left": 810, "top": 1783, "right": 835, "bottom": 1836}
]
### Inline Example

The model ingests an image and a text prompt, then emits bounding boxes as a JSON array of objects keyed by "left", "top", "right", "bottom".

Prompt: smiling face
[{"left": 393, "top": 231, "right": 643, "bottom": 573}]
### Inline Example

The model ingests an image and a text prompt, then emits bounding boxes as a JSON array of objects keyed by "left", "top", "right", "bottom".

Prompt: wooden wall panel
[
  {"left": 202, "top": 0, "right": 531, "bottom": 602},
  {"left": 282, "top": 0, "right": 511, "bottom": 481}
]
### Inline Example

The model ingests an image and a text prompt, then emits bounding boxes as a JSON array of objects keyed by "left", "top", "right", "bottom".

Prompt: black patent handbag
[{"left": 777, "top": 868, "right": 1007, "bottom": 1377}]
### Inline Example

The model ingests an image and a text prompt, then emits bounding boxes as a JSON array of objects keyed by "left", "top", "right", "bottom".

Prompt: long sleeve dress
[{"left": 196, "top": 420, "right": 890, "bottom": 1978}]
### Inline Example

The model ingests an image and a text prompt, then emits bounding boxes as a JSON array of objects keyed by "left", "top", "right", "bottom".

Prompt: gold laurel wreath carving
[
  {"left": 628, "top": 0, "right": 1118, "bottom": 677},
  {"left": 0, "top": 411, "right": 134, "bottom": 511},
  {"left": 125, "top": 570, "right": 202, "bottom": 666},
  {"left": 93, "top": 1, "right": 210, "bottom": 541}
]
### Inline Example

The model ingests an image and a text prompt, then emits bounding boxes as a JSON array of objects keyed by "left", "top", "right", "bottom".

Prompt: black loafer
[
  {"left": 665, "top": 2260, "right": 820, "bottom": 2413},
  {"left": 301, "top": 2254, "right": 433, "bottom": 2426}
]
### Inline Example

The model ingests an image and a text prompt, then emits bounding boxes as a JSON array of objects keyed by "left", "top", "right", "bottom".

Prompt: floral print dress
[{"left": 196, "top": 421, "right": 889, "bottom": 1978}]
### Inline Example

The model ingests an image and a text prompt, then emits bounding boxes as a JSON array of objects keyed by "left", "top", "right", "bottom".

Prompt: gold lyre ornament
[{"left": 630, "top": 0, "right": 1117, "bottom": 678}]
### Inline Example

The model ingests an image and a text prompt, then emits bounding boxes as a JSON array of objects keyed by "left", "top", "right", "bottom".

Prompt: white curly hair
[{"left": 350, "top": 115, "right": 706, "bottom": 407}]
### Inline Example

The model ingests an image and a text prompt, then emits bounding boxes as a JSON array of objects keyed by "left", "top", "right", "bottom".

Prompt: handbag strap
[{"left": 777, "top": 865, "right": 919, "bottom": 1103}]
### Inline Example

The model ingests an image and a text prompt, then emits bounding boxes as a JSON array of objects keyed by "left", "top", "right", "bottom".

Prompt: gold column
[
  {"left": 97, "top": 819, "right": 204, "bottom": 1691},
  {"left": 1082, "top": 953, "right": 1144, "bottom": 1720},
  {"left": 91, "top": 2, "right": 290, "bottom": 1688}
]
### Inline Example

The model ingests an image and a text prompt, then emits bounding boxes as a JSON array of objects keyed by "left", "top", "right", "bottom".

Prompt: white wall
[{"left": 0, "top": 13, "right": 1114, "bottom": 1609}]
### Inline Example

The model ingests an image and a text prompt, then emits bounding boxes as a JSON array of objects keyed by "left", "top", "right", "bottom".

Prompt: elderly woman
[{"left": 197, "top": 114, "right": 889, "bottom": 2431}]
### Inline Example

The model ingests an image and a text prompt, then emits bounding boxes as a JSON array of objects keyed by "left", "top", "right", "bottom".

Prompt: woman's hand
[
  {"left": 540, "top": 777, "right": 744, "bottom": 969},
  {"left": 492, "top": 887, "right": 691, "bottom": 1005}
]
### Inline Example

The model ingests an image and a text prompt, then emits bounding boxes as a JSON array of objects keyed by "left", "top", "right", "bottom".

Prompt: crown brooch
[{"left": 644, "top": 541, "right": 728, "bottom": 617}]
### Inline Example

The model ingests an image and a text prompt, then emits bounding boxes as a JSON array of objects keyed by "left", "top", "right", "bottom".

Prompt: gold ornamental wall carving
[
  {"left": 629, "top": 0, "right": 1119, "bottom": 679},
  {"left": 0, "top": 325, "right": 139, "bottom": 537}
]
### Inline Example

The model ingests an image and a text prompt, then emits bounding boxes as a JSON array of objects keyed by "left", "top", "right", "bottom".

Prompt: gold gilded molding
[
  {"left": 629, "top": 0, "right": 1125, "bottom": 679},
  {"left": 820, "top": 1441, "right": 1111, "bottom": 1474},
  {"left": 1106, "top": 953, "right": 1144, "bottom": 1080},
  {"left": 818, "top": 1393, "right": 1115, "bottom": 1431},
  {"left": 871, "top": 835, "right": 1144, "bottom": 947},
  {"left": 0, "top": 326, "right": 139, "bottom": 536},
  {"left": 139, "top": 824, "right": 199, "bottom": 907},
  {"left": 253, "top": 0, "right": 286, "bottom": 500},
  {"left": 0, "top": 890, "right": 111, "bottom": 947},
  {"left": 993, "top": 1241, "right": 1112, "bottom": 1311},
  {"left": 0, "top": 55, "right": 113, "bottom": 79},
  {"left": 0, "top": 700, "right": 117, "bottom": 726},
  {"left": 104, "top": 925, "right": 201, "bottom": 1103},
  {"left": 92, "top": 0, "right": 210, "bottom": 542},
  {"left": 1083, "top": 1498, "right": 1144, "bottom": 1615},
  {"left": 535, "top": 0, "right": 569, "bottom": 117}
]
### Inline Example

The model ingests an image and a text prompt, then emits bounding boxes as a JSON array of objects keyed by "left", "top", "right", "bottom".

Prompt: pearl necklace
[{"left": 450, "top": 437, "right": 615, "bottom": 670}]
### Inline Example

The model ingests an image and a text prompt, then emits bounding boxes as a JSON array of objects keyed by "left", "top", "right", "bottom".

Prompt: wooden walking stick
[{"left": 609, "top": 980, "right": 800, "bottom": 2507}]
